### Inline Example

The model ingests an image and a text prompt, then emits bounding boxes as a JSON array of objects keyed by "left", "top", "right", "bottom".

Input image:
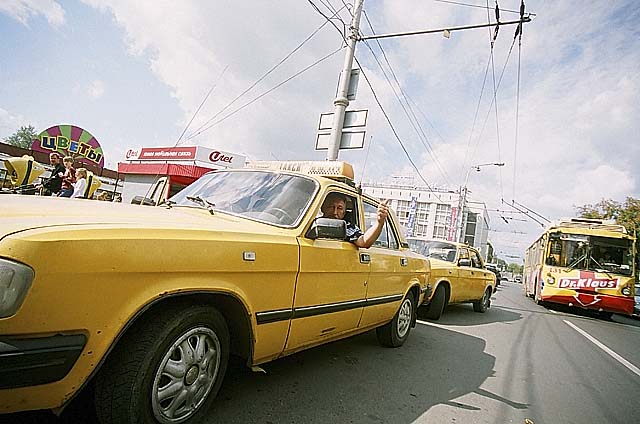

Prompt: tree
[
  {"left": 3, "top": 125, "right": 38, "bottom": 149},
  {"left": 577, "top": 197, "right": 640, "bottom": 264},
  {"left": 576, "top": 197, "right": 640, "bottom": 236}
]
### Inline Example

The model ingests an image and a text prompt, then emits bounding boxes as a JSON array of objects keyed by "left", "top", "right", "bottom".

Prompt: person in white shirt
[{"left": 71, "top": 168, "right": 88, "bottom": 198}]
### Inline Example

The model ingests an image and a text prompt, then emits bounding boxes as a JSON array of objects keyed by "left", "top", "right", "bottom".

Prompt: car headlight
[
  {"left": 621, "top": 286, "right": 631, "bottom": 296},
  {"left": 0, "top": 259, "right": 34, "bottom": 318}
]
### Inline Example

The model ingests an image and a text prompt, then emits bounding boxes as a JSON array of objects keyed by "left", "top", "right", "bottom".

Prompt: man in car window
[{"left": 321, "top": 192, "right": 389, "bottom": 248}]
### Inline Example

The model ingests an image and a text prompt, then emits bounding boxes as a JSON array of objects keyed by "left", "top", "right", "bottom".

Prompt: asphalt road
[{"left": 3, "top": 281, "right": 640, "bottom": 424}]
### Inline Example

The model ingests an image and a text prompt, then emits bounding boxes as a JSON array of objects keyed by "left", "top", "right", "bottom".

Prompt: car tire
[
  {"left": 423, "top": 285, "right": 446, "bottom": 320},
  {"left": 473, "top": 287, "right": 492, "bottom": 313},
  {"left": 377, "top": 293, "right": 415, "bottom": 348},
  {"left": 94, "top": 304, "right": 230, "bottom": 424}
]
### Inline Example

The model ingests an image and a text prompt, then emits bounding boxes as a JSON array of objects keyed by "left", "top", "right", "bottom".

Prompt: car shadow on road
[
  {"left": 2, "top": 325, "right": 522, "bottom": 424},
  {"left": 417, "top": 302, "right": 522, "bottom": 327},
  {"left": 209, "top": 326, "right": 522, "bottom": 423}
]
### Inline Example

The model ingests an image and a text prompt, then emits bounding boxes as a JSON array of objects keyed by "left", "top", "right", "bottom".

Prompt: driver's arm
[{"left": 355, "top": 200, "right": 389, "bottom": 248}]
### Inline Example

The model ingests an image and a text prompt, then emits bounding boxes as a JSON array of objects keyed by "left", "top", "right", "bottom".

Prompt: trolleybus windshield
[{"left": 545, "top": 232, "right": 633, "bottom": 276}]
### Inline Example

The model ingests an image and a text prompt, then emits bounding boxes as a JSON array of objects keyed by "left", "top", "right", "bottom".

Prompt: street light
[{"left": 456, "top": 162, "right": 505, "bottom": 243}]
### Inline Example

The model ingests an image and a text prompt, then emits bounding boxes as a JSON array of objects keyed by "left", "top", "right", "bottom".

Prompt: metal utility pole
[
  {"left": 457, "top": 162, "right": 504, "bottom": 243},
  {"left": 327, "top": 0, "right": 364, "bottom": 161}
]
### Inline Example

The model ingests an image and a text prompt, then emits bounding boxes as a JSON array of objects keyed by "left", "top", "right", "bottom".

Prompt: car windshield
[
  {"left": 408, "top": 239, "right": 457, "bottom": 262},
  {"left": 545, "top": 233, "right": 633, "bottom": 276},
  {"left": 169, "top": 170, "right": 318, "bottom": 226}
]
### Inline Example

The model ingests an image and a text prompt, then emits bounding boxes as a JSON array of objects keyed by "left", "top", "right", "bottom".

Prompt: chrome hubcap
[
  {"left": 397, "top": 298, "right": 412, "bottom": 338},
  {"left": 184, "top": 365, "right": 199, "bottom": 386},
  {"left": 152, "top": 327, "right": 221, "bottom": 423}
]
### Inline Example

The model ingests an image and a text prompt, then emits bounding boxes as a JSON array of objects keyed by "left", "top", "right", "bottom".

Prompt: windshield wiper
[
  {"left": 565, "top": 252, "right": 587, "bottom": 273},
  {"left": 186, "top": 195, "right": 215, "bottom": 215},
  {"left": 589, "top": 256, "right": 614, "bottom": 279},
  {"left": 163, "top": 200, "right": 176, "bottom": 209}
]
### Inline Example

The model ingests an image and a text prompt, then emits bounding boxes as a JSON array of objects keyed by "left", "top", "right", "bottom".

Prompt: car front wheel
[
  {"left": 473, "top": 287, "right": 492, "bottom": 313},
  {"left": 95, "top": 304, "right": 230, "bottom": 424},
  {"left": 377, "top": 293, "right": 415, "bottom": 347},
  {"left": 423, "top": 284, "right": 446, "bottom": 320}
]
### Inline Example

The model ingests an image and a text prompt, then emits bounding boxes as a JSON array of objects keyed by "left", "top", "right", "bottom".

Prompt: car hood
[{"left": 0, "top": 194, "right": 285, "bottom": 240}]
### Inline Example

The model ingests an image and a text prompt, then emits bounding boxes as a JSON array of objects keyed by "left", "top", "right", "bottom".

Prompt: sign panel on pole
[
  {"left": 315, "top": 131, "right": 366, "bottom": 150},
  {"left": 318, "top": 109, "right": 368, "bottom": 131}
]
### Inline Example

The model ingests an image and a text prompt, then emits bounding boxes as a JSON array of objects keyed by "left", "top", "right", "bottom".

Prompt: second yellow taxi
[{"left": 408, "top": 238, "right": 496, "bottom": 319}]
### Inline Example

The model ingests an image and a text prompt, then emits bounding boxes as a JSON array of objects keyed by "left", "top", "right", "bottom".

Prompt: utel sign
[
  {"left": 209, "top": 151, "right": 233, "bottom": 163},
  {"left": 558, "top": 278, "right": 618, "bottom": 289}
]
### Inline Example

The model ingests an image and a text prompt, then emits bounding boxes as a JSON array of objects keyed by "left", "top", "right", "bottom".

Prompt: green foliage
[
  {"left": 3, "top": 125, "right": 37, "bottom": 149},
  {"left": 507, "top": 263, "right": 523, "bottom": 274},
  {"left": 576, "top": 197, "right": 640, "bottom": 237},
  {"left": 577, "top": 197, "right": 640, "bottom": 266}
]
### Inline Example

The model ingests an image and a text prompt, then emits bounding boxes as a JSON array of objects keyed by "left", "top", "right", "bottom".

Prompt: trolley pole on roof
[{"left": 327, "top": 0, "right": 365, "bottom": 161}]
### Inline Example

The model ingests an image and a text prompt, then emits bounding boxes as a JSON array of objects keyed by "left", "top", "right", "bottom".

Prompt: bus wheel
[
  {"left": 598, "top": 311, "right": 613, "bottom": 320},
  {"left": 534, "top": 282, "right": 543, "bottom": 305}
]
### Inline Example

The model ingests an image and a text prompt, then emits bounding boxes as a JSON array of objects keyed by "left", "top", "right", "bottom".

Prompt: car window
[
  {"left": 470, "top": 250, "right": 483, "bottom": 268},
  {"left": 364, "top": 202, "right": 399, "bottom": 250},
  {"left": 170, "top": 170, "right": 318, "bottom": 226},
  {"left": 458, "top": 248, "right": 470, "bottom": 262}
]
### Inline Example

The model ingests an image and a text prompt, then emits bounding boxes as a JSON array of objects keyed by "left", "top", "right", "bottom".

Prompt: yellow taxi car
[
  {"left": 0, "top": 161, "right": 430, "bottom": 423},
  {"left": 407, "top": 238, "right": 495, "bottom": 319}
]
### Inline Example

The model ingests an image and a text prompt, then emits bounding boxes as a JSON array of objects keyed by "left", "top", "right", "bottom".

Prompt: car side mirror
[
  {"left": 306, "top": 218, "right": 346, "bottom": 240},
  {"left": 458, "top": 258, "right": 472, "bottom": 267}
]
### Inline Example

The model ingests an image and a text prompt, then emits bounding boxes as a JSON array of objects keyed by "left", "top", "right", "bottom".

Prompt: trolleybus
[{"left": 523, "top": 218, "right": 635, "bottom": 317}]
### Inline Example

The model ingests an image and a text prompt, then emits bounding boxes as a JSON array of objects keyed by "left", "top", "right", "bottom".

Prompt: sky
[{"left": 1, "top": 0, "right": 639, "bottom": 261}]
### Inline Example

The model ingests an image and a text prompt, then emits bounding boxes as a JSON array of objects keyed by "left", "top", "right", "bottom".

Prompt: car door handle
[
  {"left": 360, "top": 253, "right": 371, "bottom": 264},
  {"left": 400, "top": 257, "right": 408, "bottom": 267}
]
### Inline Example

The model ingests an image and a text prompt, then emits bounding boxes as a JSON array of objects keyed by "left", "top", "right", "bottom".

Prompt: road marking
[
  {"left": 549, "top": 309, "right": 558, "bottom": 314},
  {"left": 564, "top": 320, "right": 640, "bottom": 378},
  {"left": 416, "top": 319, "right": 450, "bottom": 330}
]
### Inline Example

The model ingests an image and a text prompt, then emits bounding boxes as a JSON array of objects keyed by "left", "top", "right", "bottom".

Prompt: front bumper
[
  {"left": 0, "top": 334, "right": 86, "bottom": 390},
  {"left": 543, "top": 292, "right": 634, "bottom": 316}
]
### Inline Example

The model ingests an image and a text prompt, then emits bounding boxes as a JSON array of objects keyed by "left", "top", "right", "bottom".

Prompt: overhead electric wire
[
  {"left": 185, "top": 5, "right": 345, "bottom": 142},
  {"left": 486, "top": 0, "right": 505, "bottom": 201},
  {"left": 353, "top": 56, "right": 445, "bottom": 203},
  {"left": 512, "top": 0, "right": 525, "bottom": 201},
  {"left": 461, "top": 52, "right": 492, "bottom": 181},
  {"left": 308, "top": 0, "right": 347, "bottom": 41},
  {"left": 433, "top": 0, "right": 530, "bottom": 15},
  {"left": 361, "top": 10, "right": 453, "bottom": 187},
  {"left": 185, "top": 47, "right": 344, "bottom": 138},
  {"left": 175, "top": 65, "right": 228, "bottom": 146},
  {"left": 311, "top": 1, "right": 445, "bottom": 199},
  {"left": 466, "top": 35, "right": 518, "bottom": 180}
]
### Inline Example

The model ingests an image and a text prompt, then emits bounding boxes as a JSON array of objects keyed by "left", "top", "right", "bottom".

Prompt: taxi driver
[{"left": 321, "top": 192, "right": 389, "bottom": 248}]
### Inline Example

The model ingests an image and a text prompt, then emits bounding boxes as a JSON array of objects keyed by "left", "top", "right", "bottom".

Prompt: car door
[
  {"left": 455, "top": 247, "right": 475, "bottom": 301},
  {"left": 286, "top": 191, "right": 369, "bottom": 352},
  {"left": 469, "top": 249, "right": 492, "bottom": 299},
  {"left": 358, "top": 201, "right": 411, "bottom": 328}
]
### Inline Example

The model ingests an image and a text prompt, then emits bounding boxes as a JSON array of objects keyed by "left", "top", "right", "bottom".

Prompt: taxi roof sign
[{"left": 246, "top": 160, "right": 355, "bottom": 180}]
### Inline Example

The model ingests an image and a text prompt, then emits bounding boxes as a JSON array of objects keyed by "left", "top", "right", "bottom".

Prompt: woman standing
[{"left": 71, "top": 168, "right": 87, "bottom": 198}]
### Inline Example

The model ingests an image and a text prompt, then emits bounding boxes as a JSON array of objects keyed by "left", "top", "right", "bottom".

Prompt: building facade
[{"left": 361, "top": 182, "right": 491, "bottom": 260}]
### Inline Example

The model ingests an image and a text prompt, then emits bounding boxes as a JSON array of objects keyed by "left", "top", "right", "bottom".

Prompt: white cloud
[
  {"left": 87, "top": 79, "right": 105, "bottom": 99},
  {"left": 0, "top": 0, "right": 65, "bottom": 27},
  {"left": 4, "top": 0, "right": 638, "bottom": 260},
  {"left": 0, "top": 107, "right": 31, "bottom": 139}
]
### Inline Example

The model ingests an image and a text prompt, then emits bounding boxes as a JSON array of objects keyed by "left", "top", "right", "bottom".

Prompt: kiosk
[{"left": 118, "top": 146, "right": 245, "bottom": 204}]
